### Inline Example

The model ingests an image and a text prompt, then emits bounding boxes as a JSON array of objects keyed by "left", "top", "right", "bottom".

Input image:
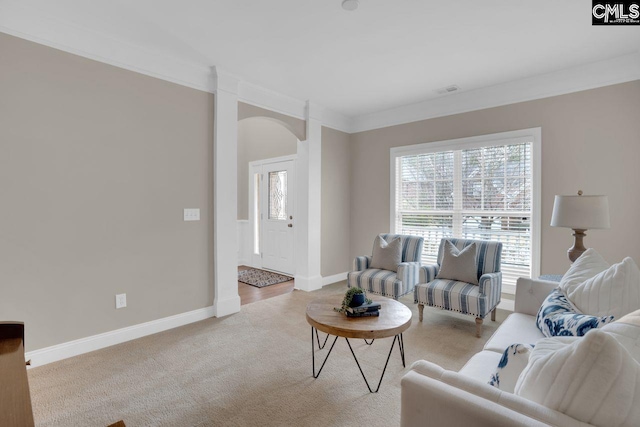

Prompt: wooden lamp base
[{"left": 568, "top": 229, "right": 587, "bottom": 263}]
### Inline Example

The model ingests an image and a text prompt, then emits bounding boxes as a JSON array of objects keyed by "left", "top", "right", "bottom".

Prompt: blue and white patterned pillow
[
  {"left": 489, "top": 343, "right": 534, "bottom": 392},
  {"left": 536, "top": 289, "right": 614, "bottom": 337}
]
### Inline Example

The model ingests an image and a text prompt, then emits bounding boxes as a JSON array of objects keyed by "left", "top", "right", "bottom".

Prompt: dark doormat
[{"left": 238, "top": 268, "right": 293, "bottom": 288}]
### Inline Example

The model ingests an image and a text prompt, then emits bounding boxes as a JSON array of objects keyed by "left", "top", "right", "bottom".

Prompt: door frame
[{"left": 248, "top": 154, "right": 297, "bottom": 272}]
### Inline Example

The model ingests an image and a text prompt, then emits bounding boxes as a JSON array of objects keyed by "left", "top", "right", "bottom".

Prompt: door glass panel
[{"left": 268, "top": 170, "right": 287, "bottom": 220}]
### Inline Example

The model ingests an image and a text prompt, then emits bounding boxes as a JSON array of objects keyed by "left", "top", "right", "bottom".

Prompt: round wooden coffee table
[{"left": 305, "top": 296, "right": 412, "bottom": 393}]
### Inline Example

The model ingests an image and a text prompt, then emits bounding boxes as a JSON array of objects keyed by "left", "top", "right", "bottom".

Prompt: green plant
[{"left": 334, "top": 287, "right": 373, "bottom": 313}]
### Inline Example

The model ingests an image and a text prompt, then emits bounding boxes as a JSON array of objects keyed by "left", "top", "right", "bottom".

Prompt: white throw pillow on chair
[
  {"left": 436, "top": 240, "right": 478, "bottom": 285},
  {"left": 370, "top": 235, "right": 402, "bottom": 272}
]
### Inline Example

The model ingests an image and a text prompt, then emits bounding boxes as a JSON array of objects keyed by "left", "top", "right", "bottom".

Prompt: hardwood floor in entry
[{"left": 238, "top": 265, "right": 295, "bottom": 305}]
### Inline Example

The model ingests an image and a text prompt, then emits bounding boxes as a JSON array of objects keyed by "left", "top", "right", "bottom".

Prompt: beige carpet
[{"left": 28, "top": 282, "right": 506, "bottom": 426}]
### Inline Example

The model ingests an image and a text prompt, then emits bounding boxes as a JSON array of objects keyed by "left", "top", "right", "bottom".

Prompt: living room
[{"left": 1, "top": 1, "right": 639, "bottom": 426}]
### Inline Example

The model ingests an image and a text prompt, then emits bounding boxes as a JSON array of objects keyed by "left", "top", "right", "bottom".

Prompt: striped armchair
[
  {"left": 347, "top": 234, "right": 424, "bottom": 300},
  {"left": 414, "top": 238, "right": 503, "bottom": 337}
]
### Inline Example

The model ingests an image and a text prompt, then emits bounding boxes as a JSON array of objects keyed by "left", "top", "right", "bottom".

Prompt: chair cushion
[
  {"left": 436, "top": 240, "right": 478, "bottom": 285},
  {"left": 415, "top": 279, "right": 487, "bottom": 317},
  {"left": 370, "top": 235, "right": 402, "bottom": 272},
  {"left": 483, "top": 313, "right": 544, "bottom": 353},
  {"left": 347, "top": 269, "right": 405, "bottom": 298}
]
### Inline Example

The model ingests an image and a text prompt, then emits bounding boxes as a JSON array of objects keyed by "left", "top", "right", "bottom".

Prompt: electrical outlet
[
  {"left": 115, "top": 293, "right": 127, "bottom": 309},
  {"left": 184, "top": 208, "right": 200, "bottom": 221}
]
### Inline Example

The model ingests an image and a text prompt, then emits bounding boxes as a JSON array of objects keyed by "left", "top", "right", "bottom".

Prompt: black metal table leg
[
  {"left": 345, "top": 334, "right": 401, "bottom": 393},
  {"left": 363, "top": 339, "right": 375, "bottom": 345},
  {"left": 398, "top": 333, "right": 405, "bottom": 367},
  {"left": 315, "top": 328, "right": 329, "bottom": 349},
  {"left": 311, "top": 327, "right": 338, "bottom": 378}
]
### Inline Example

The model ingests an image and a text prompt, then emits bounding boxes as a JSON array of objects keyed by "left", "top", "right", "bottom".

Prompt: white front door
[{"left": 260, "top": 160, "right": 295, "bottom": 274}]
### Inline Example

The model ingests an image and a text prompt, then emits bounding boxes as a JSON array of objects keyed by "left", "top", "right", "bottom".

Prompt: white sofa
[{"left": 401, "top": 277, "right": 595, "bottom": 427}]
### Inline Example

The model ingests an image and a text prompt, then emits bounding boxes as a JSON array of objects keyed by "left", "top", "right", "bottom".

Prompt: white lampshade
[{"left": 550, "top": 195, "right": 610, "bottom": 230}]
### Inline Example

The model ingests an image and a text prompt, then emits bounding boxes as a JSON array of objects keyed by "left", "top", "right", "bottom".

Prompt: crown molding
[
  {"left": 212, "top": 66, "right": 241, "bottom": 95},
  {"left": 0, "top": 2, "right": 352, "bottom": 133},
  {"left": 306, "top": 101, "right": 325, "bottom": 122},
  {"left": 237, "top": 81, "right": 305, "bottom": 119},
  {"left": 0, "top": 3, "right": 213, "bottom": 92},
  {"left": 350, "top": 52, "right": 640, "bottom": 133},
  {"left": 1, "top": 1, "right": 638, "bottom": 136}
]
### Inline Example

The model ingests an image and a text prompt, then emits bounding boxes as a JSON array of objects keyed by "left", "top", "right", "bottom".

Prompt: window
[
  {"left": 268, "top": 170, "right": 288, "bottom": 220},
  {"left": 391, "top": 129, "right": 541, "bottom": 294}
]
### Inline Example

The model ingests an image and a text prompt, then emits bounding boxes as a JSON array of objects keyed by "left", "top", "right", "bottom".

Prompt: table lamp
[{"left": 550, "top": 191, "right": 610, "bottom": 262}]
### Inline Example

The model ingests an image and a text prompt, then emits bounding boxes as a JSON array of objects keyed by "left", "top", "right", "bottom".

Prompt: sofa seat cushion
[
  {"left": 458, "top": 350, "right": 502, "bottom": 384},
  {"left": 483, "top": 313, "right": 544, "bottom": 353},
  {"left": 347, "top": 269, "right": 405, "bottom": 298}
]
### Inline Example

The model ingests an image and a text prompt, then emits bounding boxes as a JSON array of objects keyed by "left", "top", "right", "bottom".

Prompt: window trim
[{"left": 389, "top": 128, "right": 542, "bottom": 290}]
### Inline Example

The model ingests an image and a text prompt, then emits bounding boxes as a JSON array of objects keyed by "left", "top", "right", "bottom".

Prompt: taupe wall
[
  {"left": 321, "top": 126, "right": 352, "bottom": 277},
  {"left": 0, "top": 33, "right": 214, "bottom": 352},
  {"left": 350, "top": 81, "right": 640, "bottom": 275},
  {"left": 237, "top": 117, "right": 298, "bottom": 220}
]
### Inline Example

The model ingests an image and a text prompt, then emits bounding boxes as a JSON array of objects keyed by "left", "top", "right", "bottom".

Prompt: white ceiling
[{"left": 1, "top": 0, "right": 639, "bottom": 121}]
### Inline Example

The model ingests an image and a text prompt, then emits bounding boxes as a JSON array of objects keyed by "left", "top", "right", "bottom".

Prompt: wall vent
[{"left": 437, "top": 85, "right": 461, "bottom": 95}]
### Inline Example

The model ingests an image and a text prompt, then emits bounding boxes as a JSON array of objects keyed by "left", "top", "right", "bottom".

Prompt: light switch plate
[{"left": 184, "top": 208, "right": 200, "bottom": 221}]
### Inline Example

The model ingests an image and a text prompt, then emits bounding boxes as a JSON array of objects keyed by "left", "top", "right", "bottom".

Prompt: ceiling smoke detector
[
  {"left": 437, "top": 85, "right": 461, "bottom": 95},
  {"left": 342, "top": 0, "right": 359, "bottom": 11}
]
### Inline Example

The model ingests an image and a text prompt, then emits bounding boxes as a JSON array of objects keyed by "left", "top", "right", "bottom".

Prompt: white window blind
[{"left": 392, "top": 130, "right": 540, "bottom": 293}]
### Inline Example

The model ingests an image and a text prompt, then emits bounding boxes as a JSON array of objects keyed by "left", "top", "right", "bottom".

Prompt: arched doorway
[{"left": 236, "top": 107, "right": 307, "bottom": 304}]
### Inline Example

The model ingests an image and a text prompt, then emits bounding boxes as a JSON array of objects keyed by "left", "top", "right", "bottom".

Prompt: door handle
[{"left": 288, "top": 224, "right": 293, "bottom": 228}]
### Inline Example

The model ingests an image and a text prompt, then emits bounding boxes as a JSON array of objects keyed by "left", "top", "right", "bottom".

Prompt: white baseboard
[
  {"left": 213, "top": 294, "right": 241, "bottom": 317},
  {"left": 25, "top": 305, "right": 215, "bottom": 367},
  {"left": 322, "top": 272, "right": 348, "bottom": 287},
  {"left": 294, "top": 275, "right": 323, "bottom": 292}
]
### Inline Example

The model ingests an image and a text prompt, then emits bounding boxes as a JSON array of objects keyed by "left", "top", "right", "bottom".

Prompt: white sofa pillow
[
  {"left": 568, "top": 257, "right": 640, "bottom": 319},
  {"left": 602, "top": 309, "right": 640, "bottom": 361},
  {"left": 514, "top": 330, "right": 640, "bottom": 427},
  {"left": 559, "top": 248, "right": 609, "bottom": 295}
]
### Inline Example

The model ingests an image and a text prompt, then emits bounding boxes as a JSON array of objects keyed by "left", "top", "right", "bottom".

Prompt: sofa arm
[
  {"left": 353, "top": 256, "right": 372, "bottom": 271},
  {"left": 398, "top": 262, "right": 420, "bottom": 292},
  {"left": 402, "top": 361, "right": 590, "bottom": 427},
  {"left": 514, "top": 278, "right": 559, "bottom": 316},
  {"left": 418, "top": 264, "right": 439, "bottom": 283}
]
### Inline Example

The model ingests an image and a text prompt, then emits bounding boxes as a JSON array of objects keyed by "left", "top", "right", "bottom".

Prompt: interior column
[
  {"left": 212, "top": 66, "right": 242, "bottom": 316},
  {"left": 295, "top": 101, "right": 323, "bottom": 291}
]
